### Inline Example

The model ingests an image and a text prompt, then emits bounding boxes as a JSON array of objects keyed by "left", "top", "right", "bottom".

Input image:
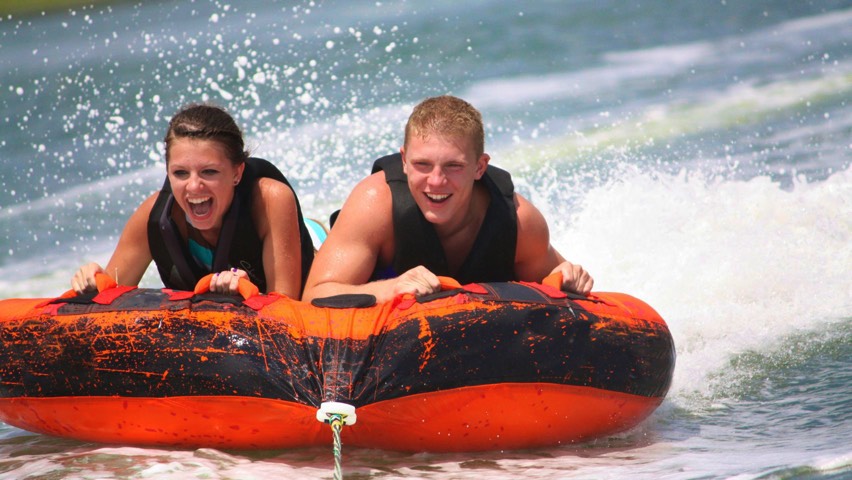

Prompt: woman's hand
[
  {"left": 209, "top": 267, "right": 249, "bottom": 294},
  {"left": 71, "top": 262, "right": 105, "bottom": 294}
]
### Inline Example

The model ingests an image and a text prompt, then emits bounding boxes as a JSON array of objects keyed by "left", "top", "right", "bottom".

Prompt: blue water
[{"left": 0, "top": 1, "right": 850, "bottom": 478}]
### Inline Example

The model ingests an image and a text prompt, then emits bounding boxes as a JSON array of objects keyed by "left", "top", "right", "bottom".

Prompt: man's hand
[
  {"left": 392, "top": 265, "right": 442, "bottom": 297},
  {"left": 550, "top": 261, "right": 594, "bottom": 295}
]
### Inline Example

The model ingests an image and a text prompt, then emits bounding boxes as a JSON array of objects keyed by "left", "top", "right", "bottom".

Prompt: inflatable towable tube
[{"left": 0, "top": 275, "right": 675, "bottom": 452}]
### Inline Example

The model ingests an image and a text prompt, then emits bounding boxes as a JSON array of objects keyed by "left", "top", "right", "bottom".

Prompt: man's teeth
[{"left": 426, "top": 193, "right": 449, "bottom": 201}]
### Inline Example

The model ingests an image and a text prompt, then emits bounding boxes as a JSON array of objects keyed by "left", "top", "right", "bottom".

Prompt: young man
[{"left": 303, "top": 95, "right": 592, "bottom": 303}]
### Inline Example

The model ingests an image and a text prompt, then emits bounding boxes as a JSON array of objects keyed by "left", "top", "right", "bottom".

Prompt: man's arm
[
  {"left": 513, "top": 193, "right": 594, "bottom": 295},
  {"left": 303, "top": 173, "right": 442, "bottom": 303}
]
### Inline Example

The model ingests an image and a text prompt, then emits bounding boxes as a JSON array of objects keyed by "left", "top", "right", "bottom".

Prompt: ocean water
[{"left": 0, "top": 0, "right": 850, "bottom": 478}]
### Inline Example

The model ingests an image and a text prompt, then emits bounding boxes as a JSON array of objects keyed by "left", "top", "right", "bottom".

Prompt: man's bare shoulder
[
  {"left": 332, "top": 171, "right": 394, "bottom": 248},
  {"left": 350, "top": 170, "right": 389, "bottom": 201},
  {"left": 336, "top": 171, "right": 392, "bottom": 220},
  {"left": 515, "top": 193, "right": 548, "bottom": 231},
  {"left": 514, "top": 192, "right": 551, "bottom": 259}
]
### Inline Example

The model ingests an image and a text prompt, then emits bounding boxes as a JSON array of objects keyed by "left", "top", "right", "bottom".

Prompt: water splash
[{"left": 552, "top": 164, "right": 851, "bottom": 400}]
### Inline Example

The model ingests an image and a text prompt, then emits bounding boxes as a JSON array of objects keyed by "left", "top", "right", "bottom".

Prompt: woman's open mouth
[{"left": 188, "top": 197, "right": 213, "bottom": 217}]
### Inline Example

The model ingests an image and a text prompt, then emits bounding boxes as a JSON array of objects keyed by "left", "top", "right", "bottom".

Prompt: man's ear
[
  {"left": 474, "top": 153, "right": 490, "bottom": 180},
  {"left": 400, "top": 146, "right": 408, "bottom": 174}
]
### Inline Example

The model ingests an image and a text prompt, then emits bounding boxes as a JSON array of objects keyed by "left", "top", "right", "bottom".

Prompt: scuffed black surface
[{"left": 0, "top": 284, "right": 675, "bottom": 408}]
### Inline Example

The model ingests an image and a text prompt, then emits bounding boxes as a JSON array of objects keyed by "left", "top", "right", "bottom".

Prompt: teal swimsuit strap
[{"left": 188, "top": 238, "right": 214, "bottom": 271}]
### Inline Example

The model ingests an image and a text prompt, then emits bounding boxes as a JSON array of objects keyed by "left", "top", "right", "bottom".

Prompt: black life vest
[
  {"left": 147, "top": 157, "right": 314, "bottom": 294},
  {"left": 370, "top": 153, "right": 517, "bottom": 284}
]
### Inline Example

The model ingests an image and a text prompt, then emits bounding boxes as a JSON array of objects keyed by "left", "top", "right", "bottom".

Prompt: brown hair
[
  {"left": 164, "top": 104, "right": 249, "bottom": 165},
  {"left": 404, "top": 95, "right": 485, "bottom": 157}
]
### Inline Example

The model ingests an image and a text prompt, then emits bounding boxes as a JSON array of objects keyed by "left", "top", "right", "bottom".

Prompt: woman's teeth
[{"left": 188, "top": 197, "right": 213, "bottom": 216}]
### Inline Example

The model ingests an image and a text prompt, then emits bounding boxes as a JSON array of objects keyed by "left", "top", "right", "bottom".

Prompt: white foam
[{"left": 548, "top": 165, "right": 852, "bottom": 398}]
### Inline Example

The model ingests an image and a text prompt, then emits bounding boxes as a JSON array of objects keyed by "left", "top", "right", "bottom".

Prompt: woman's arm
[
  {"left": 71, "top": 193, "right": 157, "bottom": 292},
  {"left": 252, "top": 177, "right": 303, "bottom": 299}
]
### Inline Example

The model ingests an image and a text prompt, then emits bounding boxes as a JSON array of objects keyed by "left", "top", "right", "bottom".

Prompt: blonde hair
[{"left": 404, "top": 95, "right": 485, "bottom": 157}]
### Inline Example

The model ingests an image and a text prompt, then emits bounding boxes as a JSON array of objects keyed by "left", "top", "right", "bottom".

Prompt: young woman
[{"left": 71, "top": 104, "right": 314, "bottom": 298}]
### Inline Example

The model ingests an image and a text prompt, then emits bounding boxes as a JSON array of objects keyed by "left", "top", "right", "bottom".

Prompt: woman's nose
[{"left": 187, "top": 173, "right": 204, "bottom": 191}]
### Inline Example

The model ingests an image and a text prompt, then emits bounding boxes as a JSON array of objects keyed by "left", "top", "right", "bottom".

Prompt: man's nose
[{"left": 427, "top": 166, "right": 446, "bottom": 185}]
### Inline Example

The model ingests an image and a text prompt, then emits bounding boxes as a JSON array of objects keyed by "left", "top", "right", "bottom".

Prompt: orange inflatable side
[
  {"left": 0, "top": 281, "right": 675, "bottom": 452},
  {"left": 0, "top": 384, "right": 660, "bottom": 451}
]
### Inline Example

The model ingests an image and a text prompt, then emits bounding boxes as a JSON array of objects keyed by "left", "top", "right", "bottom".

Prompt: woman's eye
[{"left": 171, "top": 170, "right": 189, "bottom": 179}]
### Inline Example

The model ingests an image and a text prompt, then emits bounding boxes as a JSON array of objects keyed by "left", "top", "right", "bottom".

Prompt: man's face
[{"left": 402, "top": 133, "right": 488, "bottom": 228}]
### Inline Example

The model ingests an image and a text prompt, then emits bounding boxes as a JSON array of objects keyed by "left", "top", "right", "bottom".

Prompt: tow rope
[{"left": 316, "top": 402, "right": 357, "bottom": 480}]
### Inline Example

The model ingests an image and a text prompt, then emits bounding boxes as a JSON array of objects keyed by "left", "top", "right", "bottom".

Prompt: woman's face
[{"left": 166, "top": 138, "right": 244, "bottom": 233}]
